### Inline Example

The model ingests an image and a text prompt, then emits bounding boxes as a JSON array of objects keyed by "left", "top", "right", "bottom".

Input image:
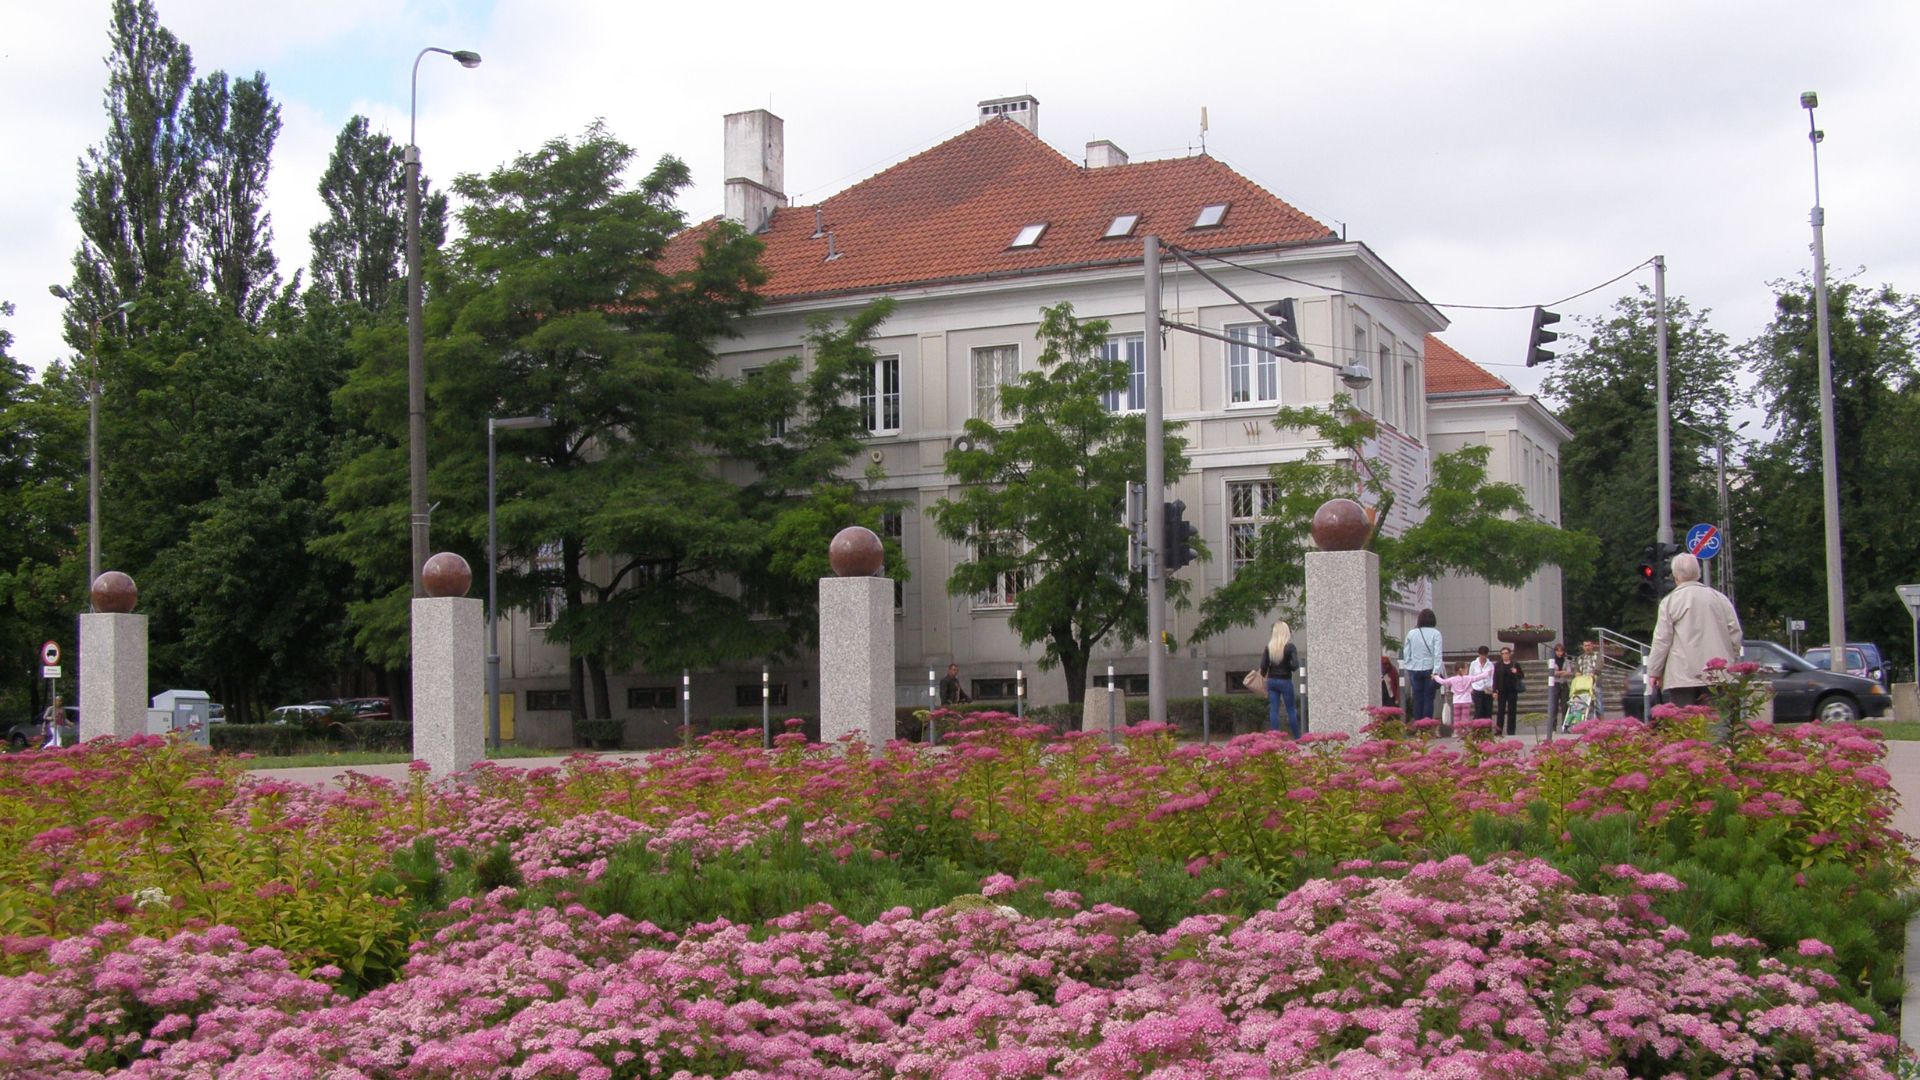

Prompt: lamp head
[
  {"left": 1799, "top": 91, "right": 1818, "bottom": 110},
  {"left": 1337, "top": 363, "right": 1373, "bottom": 391},
  {"left": 452, "top": 50, "right": 482, "bottom": 68}
]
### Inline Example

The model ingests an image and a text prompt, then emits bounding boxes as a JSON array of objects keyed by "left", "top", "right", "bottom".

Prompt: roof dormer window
[
  {"left": 1193, "top": 203, "right": 1229, "bottom": 229},
  {"left": 1010, "top": 223, "right": 1047, "bottom": 248},
  {"left": 1103, "top": 213, "right": 1140, "bottom": 239}
]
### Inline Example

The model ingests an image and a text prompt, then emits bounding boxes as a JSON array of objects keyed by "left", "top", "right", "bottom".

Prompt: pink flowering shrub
[{"left": 0, "top": 856, "right": 1895, "bottom": 1077}]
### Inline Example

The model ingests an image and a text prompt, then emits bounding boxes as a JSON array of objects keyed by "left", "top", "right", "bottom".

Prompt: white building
[{"left": 500, "top": 98, "right": 1566, "bottom": 745}]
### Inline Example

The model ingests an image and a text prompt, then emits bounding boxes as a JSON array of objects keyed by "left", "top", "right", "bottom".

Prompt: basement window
[
  {"left": 1103, "top": 213, "right": 1140, "bottom": 239},
  {"left": 1010, "top": 223, "right": 1047, "bottom": 248},
  {"left": 1193, "top": 203, "right": 1229, "bottom": 229}
]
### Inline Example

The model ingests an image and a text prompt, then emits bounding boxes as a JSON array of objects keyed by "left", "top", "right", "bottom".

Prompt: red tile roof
[
  {"left": 664, "top": 118, "right": 1337, "bottom": 301},
  {"left": 1424, "top": 335, "right": 1510, "bottom": 395}
]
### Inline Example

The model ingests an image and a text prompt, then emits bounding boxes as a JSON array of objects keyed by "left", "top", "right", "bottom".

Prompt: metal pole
[
  {"left": 1654, "top": 255, "right": 1672, "bottom": 548},
  {"left": 1807, "top": 98, "right": 1847, "bottom": 672},
  {"left": 680, "top": 668, "right": 690, "bottom": 745},
  {"left": 1015, "top": 664, "right": 1024, "bottom": 719},
  {"left": 486, "top": 418, "right": 500, "bottom": 750},
  {"left": 1143, "top": 236, "right": 1168, "bottom": 726},
  {"left": 1715, "top": 438, "right": 1731, "bottom": 596},
  {"left": 927, "top": 668, "right": 937, "bottom": 745},
  {"left": 761, "top": 666, "right": 770, "bottom": 749},
  {"left": 405, "top": 130, "right": 427, "bottom": 597},
  {"left": 88, "top": 333, "right": 101, "bottom": 592},
  {"left": 1106, "top": 661, "right": 1117, "bottom": 744},
  {"left": 1201, "top": 667, "right": 1211, "bottom": 746}
]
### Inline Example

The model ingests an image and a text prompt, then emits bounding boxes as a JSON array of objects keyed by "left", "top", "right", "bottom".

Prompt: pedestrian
[
  {"left": 939, "top": 663, "right": 971, "bottom": 706},
  {"left": 1492, "top": 646, "right": 1524, "bottom": 735},
  {"left": 1437, "top": 662, "right": 1476, "bottom": 736},
  {"left": 1468, "top": 646, "right": 1495, "bottom": 720},
  {"left": 1546, "top": 642, "right": 1571, "bottom": 731},
  {"left": 1380, "top": 652, "right": 1401, "bottom": 709},
  {"left": 1646, "top": 551, "right": 1743, "bottom": 712},
  {"left": 1400, "top": 608, "right": 1444, "bottom": 722},
  {"left": 1263, "top": 620, "right": 1300, "bottom": 737}
]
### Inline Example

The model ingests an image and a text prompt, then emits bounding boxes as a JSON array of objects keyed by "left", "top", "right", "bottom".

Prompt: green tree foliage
[
  {"left": 1737, "top": 278, "right": 1920, "bottom": 656},
  {"left": 1195, "top": 397, "right": 1597, "bottom": 640},
  {"left": 307, "top": 115, "right": 448, "bottom": 314},
  {"left": 931, "top": 303, "right": 1182, "bottom": 703},
  {"left": 1541, "top": 288, "right": 1737, "bottom": 639},
  {"left": 63, "top": 0, "right": 198, "bottom": 333},
  {"left": 0, "top": 305, "right": 89, "bottom": 715},
  {"left": 184, "top": 69, "right": 282, "bottom": 321}
]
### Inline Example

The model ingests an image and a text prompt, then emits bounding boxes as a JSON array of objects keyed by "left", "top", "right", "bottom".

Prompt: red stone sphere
[
  {"left": 1310, "top": 498, "right": 1371, "bottom": 551},
  {"left": 422, "top": 552, "right": 473, "bottom": 598},
  {"left": 91, "top": 571, "right": 139, "bottom": 614},
  {"left": 829, "top": 526, "right": 886, "bottom": 577}
]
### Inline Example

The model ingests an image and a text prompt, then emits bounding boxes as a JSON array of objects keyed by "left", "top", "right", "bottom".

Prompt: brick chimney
[
  {"left": 976, "top": 94, "right": 1039, "bottom": 135},
  {"left": 723, "top": 109, "right": 786, "bottom": 233}
]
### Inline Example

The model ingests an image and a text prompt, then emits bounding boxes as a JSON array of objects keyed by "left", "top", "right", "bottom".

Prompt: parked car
[
  {"left": 1620, "top": 639, "right": 1891, "bottom": 724},
  {"left": 268, "top": 704, "right": 336, "bottom": 726},
  {"left": 341, "top": 697, "right": 394, "bottom": 722},
  {"left": 7, "top": 706, "right": 78, "bottom": 750},
  {"left": 1803, "top": 643, "right": 1890, "bottom": 689}
]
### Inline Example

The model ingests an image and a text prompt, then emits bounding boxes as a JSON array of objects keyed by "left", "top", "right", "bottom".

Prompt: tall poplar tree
[
  {"left": 185, "top": 69, "right": 282, "bottom": 321},
  {"left": 308, "top": 115, "right": 447, "bottom": 314}
]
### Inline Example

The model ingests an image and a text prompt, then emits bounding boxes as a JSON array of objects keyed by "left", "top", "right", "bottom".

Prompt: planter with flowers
[{"left": 1496, "top": 623, "right": 1555, "bottom": 659}]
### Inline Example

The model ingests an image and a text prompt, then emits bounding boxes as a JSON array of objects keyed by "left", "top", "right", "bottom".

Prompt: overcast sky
[{"left": 4, "top": 0, "right": 1917, "bottom": 425}]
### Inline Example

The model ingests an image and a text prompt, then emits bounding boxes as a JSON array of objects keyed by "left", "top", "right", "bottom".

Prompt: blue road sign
[{"left": 1685, "top": 522, "right": 1721, "bottom": 560}]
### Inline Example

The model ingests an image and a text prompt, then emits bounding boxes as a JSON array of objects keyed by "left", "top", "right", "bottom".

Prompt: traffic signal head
[
  {"left": 1526, "top": 306, "right": 1562, "bottom": 368},
  {"left": 1163, "top": 499, "right": 1200, "bottom": 571},
  {"left": 1262, "top": 299, "right": 1312, "bottom": 358}
]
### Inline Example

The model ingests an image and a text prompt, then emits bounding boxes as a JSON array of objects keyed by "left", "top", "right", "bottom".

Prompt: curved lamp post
[
  {"left": 1801, "top": 91, "right": 1846, "bottom": 672},
  {"left": 407, "top": 46, "right": 482, "bottom": 597}
]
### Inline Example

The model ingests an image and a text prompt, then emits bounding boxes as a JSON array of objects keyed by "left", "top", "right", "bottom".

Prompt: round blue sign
[{"left": 1685, "top": 522, "right": 1721, "bottom": 559}]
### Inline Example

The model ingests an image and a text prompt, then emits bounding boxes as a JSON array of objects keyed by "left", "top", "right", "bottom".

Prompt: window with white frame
[
  {"left": 531, "top": 542, "right": 564, "bottom": 628},
  {"left": 860, "top": 355, "right": 901, "bottom": 434},
  {"left": 1100, "top": 334, "right": 1145, "bottom": 412},
  {"left": 1352, "top": 324, "right": 1372, "bottom": 412},
  {"left": 744, "top": 367, "right": 787, "bottom": 439},
  {"left": 1379, "top": 342, "right": 1397, "bottom": 428},
  {"left": 1226, "top": 323, "right": 1280, "bottom": 406},
  {"left": 1227, "top": 479, "right": 1279, "bottom": 574},
  {"left": 1402, "top": 352, "right": 1419, "bottom": 438},
  {"left": 972, "top": 534, "right": 1028, "bottom": 609},
  {"left": 972, "top": 345, "right": 1020, "bottom": 423},
  {"left": 881, "top": 509, "right": 905, "bottom": 613}
]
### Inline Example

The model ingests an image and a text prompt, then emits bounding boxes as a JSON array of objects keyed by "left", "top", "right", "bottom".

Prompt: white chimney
[
  {"left": 723, "top": 109, "right": 786, "bottom": 233},
  {"left": 1084, "top": 140, "right": 1129, "bottom": 168},
  {"left": 976, "top": 94, "right": 1040, "bottom": 135}
]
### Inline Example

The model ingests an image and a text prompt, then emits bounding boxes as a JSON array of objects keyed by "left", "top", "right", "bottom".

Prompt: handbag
[{"left": 1241, "top": 667, "right": 1264, "bottom": 692}]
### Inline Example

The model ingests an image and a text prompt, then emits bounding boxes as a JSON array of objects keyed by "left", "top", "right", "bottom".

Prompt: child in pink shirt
[{"left": 1437, "top": 662, "right": 1476, "bottom": 733}]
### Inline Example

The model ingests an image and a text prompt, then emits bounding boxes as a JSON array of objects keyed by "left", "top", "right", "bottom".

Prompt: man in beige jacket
[{"left": 1646, "top": 551, "right": 1743, "bottom": 708}]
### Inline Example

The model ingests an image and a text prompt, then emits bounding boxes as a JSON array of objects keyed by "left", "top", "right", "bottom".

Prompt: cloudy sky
[{"left": 4, "top": 0, "right": 1917, "bottom": 423}]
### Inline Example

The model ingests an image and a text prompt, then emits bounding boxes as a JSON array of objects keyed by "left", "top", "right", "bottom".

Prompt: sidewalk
[{"left": 249, "top": 750, "right": 653, "bottom": 788}]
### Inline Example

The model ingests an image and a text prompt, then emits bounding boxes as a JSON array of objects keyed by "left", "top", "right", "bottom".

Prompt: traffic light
[
  {"left": 1653, "top": 541, "right": 1681, "bottom": 596},
  {"left": 1163, "top": 499, "right": 1200, "bottom": 570},
  {"left": 1636, "top": 544, "right": 1659, "bottom": 603},
  {"left": 1262, "top": 299, "right": 1313, "bottom": 359},
  {"left": 1525, "top": 306, "right": 1561, "bottom": 367}
]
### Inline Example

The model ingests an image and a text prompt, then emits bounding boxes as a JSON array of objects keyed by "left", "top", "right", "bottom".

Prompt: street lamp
[
  {"left": 488, "top": 413, "right": 550, "bottom": 750},
  {"left": 1802, "top": 90, "right": 1846, "bottom": 672},
  {"left": 88, "top": 299, "right": 137, "bottom": 599},
  {"left": 407, "top": 46, "right": 482, "bottom": 598}
]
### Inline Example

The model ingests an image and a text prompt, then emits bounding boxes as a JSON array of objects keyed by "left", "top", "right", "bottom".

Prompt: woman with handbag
[
  {"left": 1400, "top": 608, "right": 1443, "bottom": 722},
  {"left": 1262, "top": 621, "right": 1300, "bottom": 737}
]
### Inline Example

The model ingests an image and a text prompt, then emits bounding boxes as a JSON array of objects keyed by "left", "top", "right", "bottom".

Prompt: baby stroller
[{"left": 1560, "top": 672, "right": 1598, "bottom": 732}]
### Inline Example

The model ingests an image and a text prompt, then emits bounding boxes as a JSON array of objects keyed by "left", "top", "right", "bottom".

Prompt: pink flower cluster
[{"left": 0, "top": 856, "right": 1893, "bottom": 1078}]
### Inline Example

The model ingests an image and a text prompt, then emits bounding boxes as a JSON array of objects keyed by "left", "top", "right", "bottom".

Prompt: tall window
[
  {"left": 744, "top": 367, "right": 787, "bottom": 438},
  {"left": 881, "top": 509, "right": 905, "bottom": 613},
  {"left": 1352, "top": 324, "right": 1372, "bottom": 412},
  {"left": 860, "top": 355, "right": 901, "bottom": 434},
  {"left": 1379, "top": 343, "right": 1397, "bottom": 427},
  {"left": 972, "top": 345, "right": 1019, "bottom": 423},
  {"left": 973, "top": 534, "right": 1028, "bottom": 609},
  {"left": 1402, "top": 353, "right": 1419, "bottom": 438},
  {"left": 1227, "top": 324, "right": 1279, "bottom": 406},
  {"left": 532, "top": 543, "right": 564, "bottom": 628},
  {"left": 1100, "top": 334, "right": 1145, "bottom": 412},
  {"left": 1227, "top": 480, "right": 1278, "bottom": 574}
]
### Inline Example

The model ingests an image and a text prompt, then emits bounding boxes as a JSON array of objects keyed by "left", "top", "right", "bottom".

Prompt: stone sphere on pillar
[
  {"left": 422, "top": 552, "right": 473, "bottom": 597},
  {"left": 1310, "top": 498, "right": 1370, "bottom": 552},
  {"left": 91, "top": 571, "right": 139, "bottom": 613},
  {"left": 828, "top": 526, "right": 886, "bottom": 577}
]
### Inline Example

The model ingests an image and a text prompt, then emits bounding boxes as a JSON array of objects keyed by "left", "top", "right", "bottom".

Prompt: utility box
[{"left": 151, "top": 690, "right": 213, "bottom": 744}]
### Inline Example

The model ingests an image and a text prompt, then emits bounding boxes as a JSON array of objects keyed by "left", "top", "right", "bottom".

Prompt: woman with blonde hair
[{"left": 1263, "top": 620, "right": 1300, "bottom": 736}]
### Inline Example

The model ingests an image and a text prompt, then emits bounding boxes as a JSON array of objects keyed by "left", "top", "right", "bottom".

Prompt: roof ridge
[{"left": 807, "top": 118, "right": 1071, "bottom": 210}]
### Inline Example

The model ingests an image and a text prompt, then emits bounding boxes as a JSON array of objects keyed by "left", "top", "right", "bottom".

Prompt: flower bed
[{"left": 0, "top": 715, "right": 1911, "bottom": 1075}]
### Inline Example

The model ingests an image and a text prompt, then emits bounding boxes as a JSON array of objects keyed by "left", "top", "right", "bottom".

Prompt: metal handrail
[{"left": 1592, "top": 627, "right": 1649, "bottom": 674}]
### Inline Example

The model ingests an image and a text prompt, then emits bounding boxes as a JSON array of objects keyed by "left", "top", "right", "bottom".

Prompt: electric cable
[{"left": 1165, "top": 244, "right": 1654, "bottom": 313}]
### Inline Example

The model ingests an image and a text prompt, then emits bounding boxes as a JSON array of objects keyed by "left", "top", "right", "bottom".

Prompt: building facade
[{"left": 497, "top": 97, "right": 1558, "bottom": 745}]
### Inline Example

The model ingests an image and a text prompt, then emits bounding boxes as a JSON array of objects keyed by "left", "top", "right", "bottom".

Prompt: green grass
[
  {"left": 237, "top": 745, "right": 574, "bottom": 769},
  {"left": 1864, "top": 720, "right": 1920, "bottom": 741}
]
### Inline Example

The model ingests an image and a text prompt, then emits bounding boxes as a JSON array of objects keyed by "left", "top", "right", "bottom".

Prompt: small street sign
[
  {"left": 41, "top": 665, "right": 61, "bottom": 680},
  {"left": 1789, "top": 618, "right": 1808, "bottom": 631},
  {"left": 1685, "top": 522, "right": 1721, "bottom": 560},
  {"left": 1898, "top": 584, "right": 1920, "bottom": 619},
  {"left": 40, "top": 641, "right": 60, "bottom": 666}
]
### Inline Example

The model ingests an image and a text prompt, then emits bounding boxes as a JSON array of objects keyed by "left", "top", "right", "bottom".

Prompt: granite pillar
[
  {"left": 78, "top": 613, "right": 147, "bottom": 740},
  {"left": 1304, "top": 548, "right": 1380, "bottom": 738},
  {"left": 818, "top": 576, "right": 895, "bottom": 746},
  {"left": 412, "top": 596, "right": 485, "bottom": 775}
]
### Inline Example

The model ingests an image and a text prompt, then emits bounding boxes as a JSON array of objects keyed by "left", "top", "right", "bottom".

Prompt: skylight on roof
[
  {"left": 1103, "top": 213, "right": 1140, "bottom": 239},
  {"left": 1010, "top": 223, "right": 1047, "bottom": 248},
  {"left": 1193, "top": 203, "right": 1229, "bottom": 228}
]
